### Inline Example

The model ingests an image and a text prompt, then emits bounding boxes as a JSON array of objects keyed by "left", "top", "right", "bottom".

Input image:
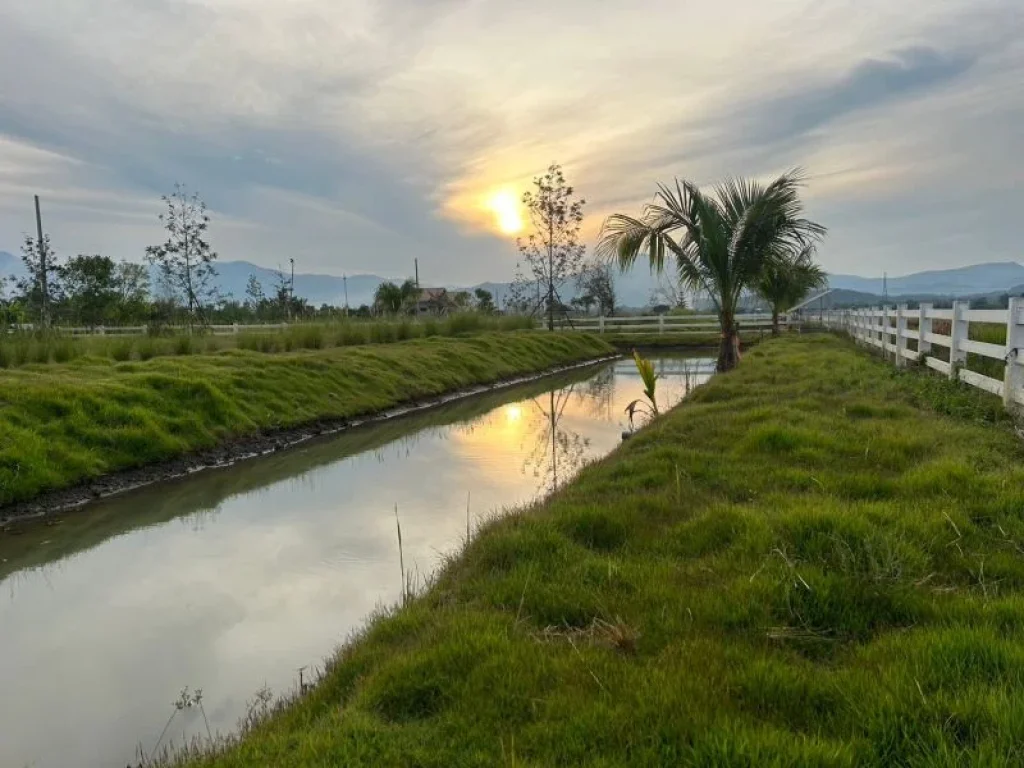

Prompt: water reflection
[{"left": 0, "top": 355, "right": 713, "bottom": 768}]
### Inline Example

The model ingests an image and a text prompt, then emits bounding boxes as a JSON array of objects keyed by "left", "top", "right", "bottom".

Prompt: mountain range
[{"left": 1, "top": 251, "right": 1021, "bottom": 309}]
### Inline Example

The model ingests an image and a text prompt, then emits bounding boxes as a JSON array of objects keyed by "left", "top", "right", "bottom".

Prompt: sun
[{"left": 486, "top": 190, "right": 523, "bottom": 235}]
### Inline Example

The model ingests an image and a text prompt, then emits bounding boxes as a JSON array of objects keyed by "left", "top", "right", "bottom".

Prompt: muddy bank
[{"left": 0, "top": 355, "right": 617, "bottom": 527}]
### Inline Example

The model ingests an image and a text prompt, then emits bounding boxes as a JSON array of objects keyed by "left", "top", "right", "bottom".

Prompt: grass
[
  {"left": 183, "top": 333, "right": 1024, "bottom": 767},
  {"left": 0, "top": 332, "right": 611, "bottom": 508},
  {"left": 0, "top": 315, "right": 537, "bottom": 368}
]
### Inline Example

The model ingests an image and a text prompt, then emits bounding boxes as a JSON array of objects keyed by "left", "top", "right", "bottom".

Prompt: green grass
[
  {"left": 0, "top": 316, "right": 537, "bottom": 368},
  {"left": 0, "top": 332, "right": 611, "bottom": 507},
  {"left": 188, "top": 334, "right": 1024, "bottom": 767}
]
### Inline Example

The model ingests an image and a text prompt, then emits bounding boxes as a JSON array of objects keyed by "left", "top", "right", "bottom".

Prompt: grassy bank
[
  {"left": 0, "top": 332, "right": 611, "bottom": 508},
  {"left": 0, "top": 315, "right": 536, "bottom": 368},
  {"left": 192, "top": 334, "right": 1024, "bottom": 767}
]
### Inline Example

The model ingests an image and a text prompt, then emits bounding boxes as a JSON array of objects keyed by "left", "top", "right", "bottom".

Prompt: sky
[{"left": 0, "top": 0, "right": 1021, "bottom": 284}]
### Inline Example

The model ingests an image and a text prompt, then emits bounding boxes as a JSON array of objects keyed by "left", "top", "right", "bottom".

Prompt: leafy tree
[
  {"left": 145, "top": 184, "right": 218, "bottom": 330},
  {"left": 516, "top": 164, "right": 587, "bottom": 330},
  {"left": 17, "top": 233, "right": 63, "bottom": 325},
  {"left": 474, "top": 288, "right": 496, "bottom": 314},
  {"left": 599, "top": 170, "right": 825, "bottom": 371},
  {"left": 400, "top": 279, "right": 420, "bottom": 305},
  {"left": 451, "top": 290, "right": 473, "bottom": 310},
  {"left": 63, "top": 254, "right": 119, "bottom": 326},
  {"left": 374, "top": 281, "right": 405, "bottom": 314},
  {"left": 752, "top": 245, "right": 827, "bottom": 335},
  {"left": 114, "top": 261, "right": 150, "bottom": 315},
  {"left": 245, "top": 274, "right": 265, "bottom": 311},
  {"left": 571, "top": 294, "right": 596, "bottom": 315},
  {"left": 577, "top": 261, "right": 616, "bottom": 316}
]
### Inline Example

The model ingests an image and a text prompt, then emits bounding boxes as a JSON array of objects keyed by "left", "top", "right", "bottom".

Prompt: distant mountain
[
  {"left": 829, "top": 262, "right": 1024, "bottom": 297},
  {"left": 209, "top": 261, "right": 385, "bottom": 307},
  {"left": 0, "top": 251, "right": 18, "bottom": 274},
  {"left": 2, "top": 252, "right": 1020, "bottom": 309}
]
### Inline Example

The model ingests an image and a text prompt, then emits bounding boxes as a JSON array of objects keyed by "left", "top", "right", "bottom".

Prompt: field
[
  {"left": 0, "top": 332, "right": 612, "bottom": 508},
  {"left": 0, "top": 315, "right": 537, "bottom": 368},
  {"left": 188, "top": 334, "right": 1024, "bottom": 767}
]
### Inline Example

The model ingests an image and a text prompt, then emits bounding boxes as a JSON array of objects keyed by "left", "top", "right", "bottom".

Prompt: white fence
[
  {"left": 557, "top": 314, "right": 793, "bottom": 335},
  {"left": 813, "top": 300, "right": 1024, "bottom": 410}
]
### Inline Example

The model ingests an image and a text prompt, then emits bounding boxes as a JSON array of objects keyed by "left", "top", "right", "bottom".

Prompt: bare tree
[
  {"left": 516, "top": 164, "right": 587, "bottom": 330},
  {"left": 146, "top": 184, "right": 218, "bottom": 331},
  {"left": 649, "top": 273, "right": 689, "bottom": 311}
]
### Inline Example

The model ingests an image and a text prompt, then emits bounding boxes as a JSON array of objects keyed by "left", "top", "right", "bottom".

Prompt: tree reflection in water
[{"left": 523, "top": 384, "right": 591, "bottom": 493}]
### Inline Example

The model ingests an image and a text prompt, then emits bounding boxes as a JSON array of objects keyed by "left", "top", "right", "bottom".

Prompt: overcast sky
[{"left": 1, "top": 0, "right": 1021, "bottom": 283}]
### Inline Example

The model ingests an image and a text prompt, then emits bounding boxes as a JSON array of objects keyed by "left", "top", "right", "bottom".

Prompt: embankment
[
  {"left": 0, "top": 332, "right": 612, "bottom": 519},
  {"left": 192, "top": 334, "right": 1024, "bottom": 767}
]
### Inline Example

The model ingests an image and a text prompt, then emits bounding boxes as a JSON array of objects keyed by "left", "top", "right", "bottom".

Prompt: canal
[{"left": 0, "top": 354, "right": 713, "bottom": 767}]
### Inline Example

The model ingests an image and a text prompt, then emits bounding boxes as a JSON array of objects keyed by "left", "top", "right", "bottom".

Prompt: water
[{"left": 0, "top": 355, "right": 713, "bottom": 768}]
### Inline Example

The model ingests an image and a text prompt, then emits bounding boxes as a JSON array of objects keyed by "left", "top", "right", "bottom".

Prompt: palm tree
[
  {"left": 753, "top": 245, "right": 828, "bottom": 335},
  {"left": 597, "top": 170, "right": 825, "bottom": 372}
]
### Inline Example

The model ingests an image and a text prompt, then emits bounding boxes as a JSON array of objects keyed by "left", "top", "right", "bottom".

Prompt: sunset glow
[{"left": 486, "top": 190, "right": 523, "bottom": 235}]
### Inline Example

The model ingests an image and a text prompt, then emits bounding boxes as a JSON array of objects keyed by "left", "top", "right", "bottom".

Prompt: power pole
[
  {"left": 34, "top": 195, "right": 49, "bottom": 328},
  {"left": 289, "top": 257, "right": 295, "bottom": 320},
  {"left": 883, "top": 272, "right": 888, "bottom": 302},
  {"left": 414, "top": 258, "right": 420, "bottom": 288},
  {"left": 343, "top": 274, "right": 349, "bottom": 316}
]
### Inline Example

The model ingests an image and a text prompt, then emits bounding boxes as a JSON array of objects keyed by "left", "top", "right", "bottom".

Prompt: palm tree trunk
[
  {"left": 717, "top": 310, "right": 740, "bottom": 372},
  {"left": 772, "top": 309, "right": 781, "bottom": 336}
]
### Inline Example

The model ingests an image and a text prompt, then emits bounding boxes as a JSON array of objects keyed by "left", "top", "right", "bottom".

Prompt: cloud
[{"left": 0, "top": 0, "right": 1021, "bottom": 282}]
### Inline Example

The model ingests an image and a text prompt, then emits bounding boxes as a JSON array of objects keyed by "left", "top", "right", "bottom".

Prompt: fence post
[
  {"left": 658, "top": 315, "right": 664, "bottom": 336},
  {"left": 598, "top": 316, "right": 605, "bottom": 334},
  {"left": 1005, "top": 297, "right": 1023, "bottom": 410},
  {"left": 949, "top": 301, "right": 968, "bottom": 380},
  {"left": 895, "top": 305, "right": 908, "bottom": 368},
  {"left": 918, "top": 303, "right": 932, "bottom": 361},
  {"left": 878, "top": 306, "right": 887, "bottom": 359},
  {"left": 233, "top": 323, "right": 239, "bottom": 334}
]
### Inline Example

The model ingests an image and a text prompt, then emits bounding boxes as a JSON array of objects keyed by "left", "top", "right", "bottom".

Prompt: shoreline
[{"left": 0, "top": 354, "right": 618, "bottom": 528}]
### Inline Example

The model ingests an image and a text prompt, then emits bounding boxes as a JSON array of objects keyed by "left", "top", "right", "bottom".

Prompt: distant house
[{"left": 412, "top": 288, "right": 457, "bottom": 316}]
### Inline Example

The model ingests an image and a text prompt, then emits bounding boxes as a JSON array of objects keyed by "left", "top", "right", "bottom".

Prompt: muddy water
[{"left": 0, "top": 355, "right": 713, "bottom": 767}]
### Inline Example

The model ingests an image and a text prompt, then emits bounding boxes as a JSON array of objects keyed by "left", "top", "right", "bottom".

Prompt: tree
[
  {"left": 451, "top": 290, "right": 473, "bottom": 310},
  {"left": 145, "top": 184, "right": 218, "bottom": 330},
  {"left": 474, "top": 288, "right": 496, "bottom": 314},
  {"left": 374, "top": 281, "right": 404, "bottom": 314},
  {"left": 752, "top": 245, "right": 827, "bottom": 335},
  {"left": 63, "top": 254, "right": 119, "bottom": 327},
  {"left": 115, "top": 261, "right": 150, "bottom": 310},
  {"left": 245, "top": 274, "right": 265, "bottom": 315},
  {"left": 400, "top": 279, "right": 420, "bottom": 306},
  {"left": 598, "top": 170, "right": 825, "bottom": 371},
  {"left": 577, "top": 261, "right": 616, "bottom": 316},
  {"left": 17, "top": 233, "right": 62, "bottom": 325},
  {"left": 517, "top": 164, "right": 587, "bottom": 331},
  {"left": 649, "top": 273, "right": 688, "bottom": 311}
]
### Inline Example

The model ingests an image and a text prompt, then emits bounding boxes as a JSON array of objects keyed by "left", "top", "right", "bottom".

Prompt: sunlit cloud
[{"left": 0, "top": 0, "right": 1021, "bottom": 281}]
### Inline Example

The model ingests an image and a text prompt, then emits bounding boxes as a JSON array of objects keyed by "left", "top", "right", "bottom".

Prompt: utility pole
[
  {"left": 883, "top": 272, "right": 888, "bottom": 302},
  {"left": 343, "top": 274, "right": 349, "bottom": 317},
  {"left": 289, "top": 257, "right": 295, "bottom": 321},
  {"left": 414, "top": 258, "right": 420, "bottom": 288},
  {"left": 34, "top": 195, "right": 49, "bottom": 328}
]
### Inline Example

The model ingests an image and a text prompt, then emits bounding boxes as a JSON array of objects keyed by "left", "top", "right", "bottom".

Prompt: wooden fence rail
[{"left": 812, "top": 301, "right": 1024, "bottom": 411}]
